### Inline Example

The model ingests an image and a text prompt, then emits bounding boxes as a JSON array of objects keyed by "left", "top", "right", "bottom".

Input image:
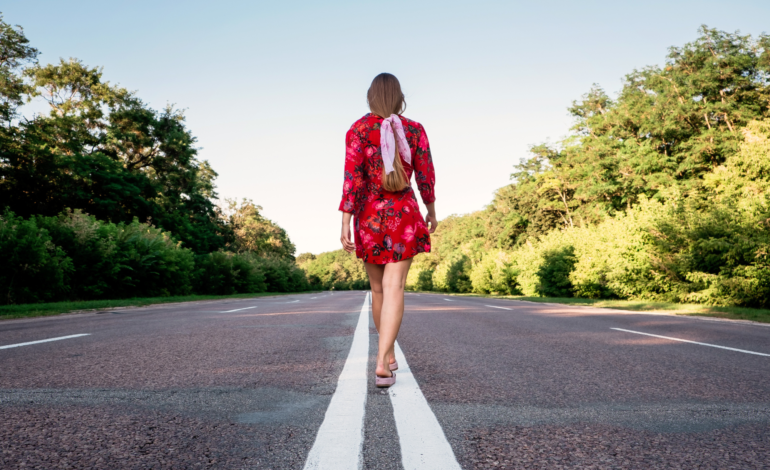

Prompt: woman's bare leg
[
  {"left": 375, "top": 258, "right": 412, "bottom": 378},
  {"left": 364, "top": 263, "right": 396, "bottom": 365}
]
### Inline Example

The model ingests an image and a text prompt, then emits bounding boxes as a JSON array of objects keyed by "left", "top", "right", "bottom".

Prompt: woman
[{"left": 339, "top": 73, "right": 437, "bottom": 388}]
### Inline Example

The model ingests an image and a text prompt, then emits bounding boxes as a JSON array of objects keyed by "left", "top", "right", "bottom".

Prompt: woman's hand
[
  {"left": 424, "top": 202, "right": 438, "bottom": 233},
  {"left": 425, "top": 213, "right": 438, "bottom": 233},
  {"left": 341, "top": 212, "right": 355, "bottom": 253}
]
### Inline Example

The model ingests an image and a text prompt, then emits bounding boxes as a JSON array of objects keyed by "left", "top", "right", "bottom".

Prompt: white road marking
[
  {"left": 444, "top": 298, "right": 455, "bottom": 302},
  {"left": 389, "top": 340, "right": 462, "bottom": 469},
  {"left": 286, "top": 300, "right": 300, "bottom": 303},
  {"left": 611, "top": 328, "right": 770, "bottom": 357},
  {"left": 486, "top": 305, "right": 512, "bottom": 310},
  {"left": 0, "top": 334, "right": 91, "bottom": 350},
  {"left": 311, "top": 297, "right": 318, "bottom": 299},
  {"left": 220, "top": 306, "right": 257, "bottom": 313},
  {"left": 303, "top": 293, "right": 370, "bottom": 470}
]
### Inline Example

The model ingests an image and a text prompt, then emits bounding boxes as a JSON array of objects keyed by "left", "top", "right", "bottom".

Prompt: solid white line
[
  {"left": 303, "top": 293, "right": 370, "bottom": 470},
  {"left": 486, "top": 305, "right": 512, "bottom": 310},
  {"left": 389, "top": 340, "right": 462, "bottom": 470},
  {"left": 0, "top": 334, "right": 91, "bottom": 350},
  {"left": 611, "top": 328, "right": 770, "bottom": 357},
  {"left": 220, "top": 306, "right": 257, "bottom": 313}
]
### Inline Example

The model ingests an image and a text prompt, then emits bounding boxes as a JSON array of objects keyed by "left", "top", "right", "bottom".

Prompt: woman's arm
[
  {"left": 415, "top": 124, "right": 437, "bottom": 233},
  {"left": 339, "top": 129, "right": 365, "bottom": 214},
  {"left": 339, "top": 128, "right": 364, "bottom": 252},
  {"left": 414, "top": 124, "right": 436, "bottom": 205}
]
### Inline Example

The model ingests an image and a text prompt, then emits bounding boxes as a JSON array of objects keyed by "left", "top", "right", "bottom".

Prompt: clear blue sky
[{"left": 3, "top": 1, "right": 769, "bottom": 254}]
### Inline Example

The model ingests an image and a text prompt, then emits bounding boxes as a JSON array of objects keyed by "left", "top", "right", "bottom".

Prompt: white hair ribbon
[{"left": 380, "top": 114, "right": 411, "bottom": 175}]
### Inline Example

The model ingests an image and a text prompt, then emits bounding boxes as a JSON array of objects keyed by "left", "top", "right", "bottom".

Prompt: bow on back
[{"left": 380, "top": 114, "right": 412, "bottom": 174}]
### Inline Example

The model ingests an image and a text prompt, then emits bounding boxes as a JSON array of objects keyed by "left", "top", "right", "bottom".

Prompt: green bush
[
  {"left": 33, "top": 210, "right": 120, "bottom": 299},
  {"left": 470, "top": 250, "right": 520, "bottom": 294},
  {"left": 0, "top": 211, "right": 72, "bottom": 304},
  {"left": 0, "top": 210, "right": 312, "bottom": 304},
  {"left": 192, "top": 252, "right": 266, "bottom": 295},
  {"left": 254, "top": 256, "right": 310, "bottom": 292},
  {"left": 535, "top": 246, "right": 576, "bottom": 297},
  {"left": 35, "top": 210, "right": 196, "bottom": 299},
  {"left": 433, "top": 253, "right": 472, "bottom": 293},
  {"left": 649, "top": 195, "right": 770, "bottom": 307}
]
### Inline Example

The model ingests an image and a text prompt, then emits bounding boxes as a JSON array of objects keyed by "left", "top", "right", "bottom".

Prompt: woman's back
[{"left": 338, "top": 112, "right": 435, "bottom": 264}]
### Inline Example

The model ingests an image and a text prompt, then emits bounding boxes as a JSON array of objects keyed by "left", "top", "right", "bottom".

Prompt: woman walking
[{"left": 339, "top": 73, "right": 437, "bottom": 388}]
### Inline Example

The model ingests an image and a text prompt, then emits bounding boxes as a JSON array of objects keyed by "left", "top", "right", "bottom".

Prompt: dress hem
[{"left": 356, "top": 249, "right": 430, "bottom": 265}]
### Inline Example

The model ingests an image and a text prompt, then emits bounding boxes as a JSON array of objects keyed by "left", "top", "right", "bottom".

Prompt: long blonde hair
[{"left": 367, "top": 73, "right": 409, "bottom": 192}]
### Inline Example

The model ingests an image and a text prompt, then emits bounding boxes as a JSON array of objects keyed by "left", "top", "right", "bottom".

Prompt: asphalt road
[{"left": 1, "top": 292, "right": 768, "bottom": 469}]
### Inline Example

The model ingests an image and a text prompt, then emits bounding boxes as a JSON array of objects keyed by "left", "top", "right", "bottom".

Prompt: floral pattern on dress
[{"left": 338, "top": 113, "right": 436, "bottom": 264}]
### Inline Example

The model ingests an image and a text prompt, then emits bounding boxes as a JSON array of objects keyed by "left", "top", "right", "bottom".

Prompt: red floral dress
[{"left": 339, "top": 113, "right": 436, "bottom": 264}]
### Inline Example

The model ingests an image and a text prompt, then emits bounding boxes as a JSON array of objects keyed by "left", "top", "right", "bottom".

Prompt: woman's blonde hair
[{"left": 367, "top": 73, "right": 409, "bottom": 192}]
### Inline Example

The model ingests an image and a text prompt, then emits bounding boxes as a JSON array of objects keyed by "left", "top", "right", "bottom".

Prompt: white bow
[{"left": 380, "top": 115, "right": 412, "bottom": 174}]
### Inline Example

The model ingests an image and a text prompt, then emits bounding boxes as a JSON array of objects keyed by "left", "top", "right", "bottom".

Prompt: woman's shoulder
[
  {"left": 348, "top": 113, "right": 380, "bottom": 132},
  {"left": 399, "top": 115, "right": 425, "bottom": 132}
]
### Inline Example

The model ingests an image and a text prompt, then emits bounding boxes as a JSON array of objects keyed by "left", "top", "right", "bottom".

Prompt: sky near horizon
[{"left": 3, "top": 1, "right": 769, "bottom": 255}]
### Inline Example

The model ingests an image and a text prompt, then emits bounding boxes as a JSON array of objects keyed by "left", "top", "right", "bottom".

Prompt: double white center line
[{"left": 304, "top": 294, "right": 460, "bottom": 470}]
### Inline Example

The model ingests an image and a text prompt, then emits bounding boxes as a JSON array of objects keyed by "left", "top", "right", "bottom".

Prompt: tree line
[
  {"left": 0, "top": 14, "right": 309, "bottom": 304},
  {"left": 304, "top": 26, "right": 770, "bottom": 308}
]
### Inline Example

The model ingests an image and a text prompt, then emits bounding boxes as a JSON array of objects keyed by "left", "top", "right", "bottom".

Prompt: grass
[
  {"left": 423, "top": 292, "right": 770, "bottom": 324},
  {"left": 0, "top": 292, "right": 314, "bottom": 320}
]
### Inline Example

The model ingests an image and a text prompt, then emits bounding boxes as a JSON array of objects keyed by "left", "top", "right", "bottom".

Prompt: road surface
[{"left": 1, "top": 292, "right": 768, "bottom": 469}]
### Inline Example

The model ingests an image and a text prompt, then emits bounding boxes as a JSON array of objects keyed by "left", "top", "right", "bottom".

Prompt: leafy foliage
[
  {"left": 222, "top": 198, "right": 296, "bottom": 259},
  {"left": 0, "top": 18, "right": 227, "bottom": 254},
  {"left": 406, "top": 27, "right": 770, "bottom": 309},
  {"left": 0, "top": 211, "right": 71, "bottom": 304},
  {"left": 298, "top": 250, "right": 370, "bottom": 290},
  {"left": 0, "top": 14, "right": 311, "bottom": 304}
]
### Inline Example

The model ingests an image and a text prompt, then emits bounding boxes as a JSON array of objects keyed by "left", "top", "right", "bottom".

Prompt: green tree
[
  {"left": 223, "top": 198, "right": 296, "bottom": 259},
  {"left": 0, "top": 14, "right": 38, "bottom": 123},
  {"left": 1, "top": 52, "right": 227, "bottom": 253}
]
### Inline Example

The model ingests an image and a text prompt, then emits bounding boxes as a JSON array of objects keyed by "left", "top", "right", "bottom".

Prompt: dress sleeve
[
  {"left": 414, "top": 124, "right": 436, "bottom": 205},
  {"left": 338, "top": 128, "right": 365, "bottom": 213}
]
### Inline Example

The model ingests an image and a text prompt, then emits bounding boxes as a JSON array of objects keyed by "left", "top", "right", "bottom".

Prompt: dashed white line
[
  {"left": 486, "top": 305, "right": 512, "bottom": 310},
  {"left": 219, "top": 306, "right": 258, "bottom": 313},
  {"left": 0, "top": 334, "right": 91, "bottom": 350},
  {"left": 303, "top": 293, "right": 370, "bottom": 470},
  {"left": 611, "top": 328, "right": 770, "bottom": 357},
  {"left": 444, "top": 298, "right": 455, "bottom": 302},
  {"left": 286, "top": 300, "right": 300, "bottom": 303},
  {"left": 389, "top": 340, "right": 462, "bottom": 469}
]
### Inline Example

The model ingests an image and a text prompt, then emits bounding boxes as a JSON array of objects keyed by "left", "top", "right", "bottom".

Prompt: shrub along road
[{"left": 1, "top": 292, "right": 768, "bottom": 469}]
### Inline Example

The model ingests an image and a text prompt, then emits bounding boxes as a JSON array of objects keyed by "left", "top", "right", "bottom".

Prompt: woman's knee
[
  {"left": 381, "top": 277, "right": 406, "bottom": 293},
  {"left": 370, "top": 282, "right": 384, "bottom": 294}
]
